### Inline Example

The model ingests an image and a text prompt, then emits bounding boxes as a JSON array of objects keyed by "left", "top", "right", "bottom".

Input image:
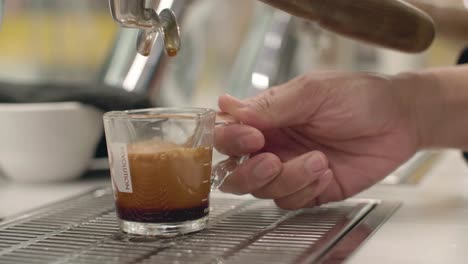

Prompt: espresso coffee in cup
[
  {"left": 113, "top": 140, "right": 213, "bottom": 223},
  {"left": 104, "top": 108, "right": 248, "bottom": 236},
  {"left": 116, "top": 142, "right": 212, "bottom": 223}
]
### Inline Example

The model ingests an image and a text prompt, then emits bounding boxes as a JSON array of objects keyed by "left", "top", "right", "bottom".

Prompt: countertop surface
[
  {"left": 1, "top": 150, "right": 467, "bottom": 263},
  {"left": 351, "top": 150, "right": 468, "bottom": 264}
]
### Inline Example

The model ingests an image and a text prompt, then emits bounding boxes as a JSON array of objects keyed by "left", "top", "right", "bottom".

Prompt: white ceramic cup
[{"left": 0, "top": 102, "right": 103, "bottom": 182}]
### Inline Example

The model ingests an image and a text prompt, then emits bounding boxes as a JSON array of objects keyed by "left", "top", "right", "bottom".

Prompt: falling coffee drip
[
  {"left": 160, "top": 8, "right": 181, "bottom": 57},
  {"left": 166, "top": 47, "right": 178, "bottom": 57},
  {"left": 136, "top": 8, "right": 181, "bottom": 57}
]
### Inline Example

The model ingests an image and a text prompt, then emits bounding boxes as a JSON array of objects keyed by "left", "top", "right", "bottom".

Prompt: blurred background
[
  {"left": 0, "top": 0, "right": 466, "bottom": 107},
  {"left": 0, "top": 1, "right": 115, "bottom": 83}
]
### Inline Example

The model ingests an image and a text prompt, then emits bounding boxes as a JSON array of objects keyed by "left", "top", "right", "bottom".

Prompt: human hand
[{"left": 215, "top": 71, "right": 419, "bottom": 209}]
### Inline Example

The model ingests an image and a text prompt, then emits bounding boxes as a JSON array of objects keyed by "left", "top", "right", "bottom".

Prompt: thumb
[{"left": 219, "top": 76, "right": 321, "bottom": 130}]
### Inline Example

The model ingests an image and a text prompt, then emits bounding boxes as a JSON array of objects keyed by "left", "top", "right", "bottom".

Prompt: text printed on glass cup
[{"left": 110, "top": 143, "right": 133, "bottom": 193}]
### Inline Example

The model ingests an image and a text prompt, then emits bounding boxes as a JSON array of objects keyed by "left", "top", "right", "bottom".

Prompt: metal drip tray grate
[{"left": 0, "top": 189, "right": 399, "bottom": 264}]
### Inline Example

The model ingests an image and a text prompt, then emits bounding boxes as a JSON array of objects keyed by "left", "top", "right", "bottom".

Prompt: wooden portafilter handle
[{"left": 258, "top": 0, "right": 436, "bottom": 53}]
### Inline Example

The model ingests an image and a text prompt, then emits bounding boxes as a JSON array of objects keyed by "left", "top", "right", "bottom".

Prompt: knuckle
[
  {"left": 290, "top": 74, "right": 329, "bottom": 109},
  {"left": 252, "top": 96, "right": 273, "bottom": 113},
  {"left": 294, "top": 73, "right": 322, "bottom": 91},
  {"left": 249, "top": 88, "right": 280, "bottom": 115}
]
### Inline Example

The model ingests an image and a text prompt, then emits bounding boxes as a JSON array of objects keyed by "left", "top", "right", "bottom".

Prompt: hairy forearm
[{"left": 397, "top": 65, "right": 468, "bottom": 150}]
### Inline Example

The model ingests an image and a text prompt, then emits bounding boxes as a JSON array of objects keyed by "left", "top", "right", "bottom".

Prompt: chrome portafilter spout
[{"left": 109, "top": 0, "right": 181, "bottom": 57}]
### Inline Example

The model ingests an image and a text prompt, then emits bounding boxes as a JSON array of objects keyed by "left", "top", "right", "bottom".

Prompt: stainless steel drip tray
[{"left": 0, "top": 189, "right": 399, "bottom": 264}]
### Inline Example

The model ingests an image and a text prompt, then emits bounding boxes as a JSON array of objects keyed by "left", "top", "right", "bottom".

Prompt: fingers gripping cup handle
[{"left": 211, "top": 113, "right": 250, "bottom": 190}]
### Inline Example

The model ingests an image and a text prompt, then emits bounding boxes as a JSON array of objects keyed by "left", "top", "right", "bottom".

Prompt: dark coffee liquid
[
  {"left": 114, "top": 141, "right": 212, "bottom": 223},
  {"left": 117, "top": 203, "right": 209, "bottom": 223}
]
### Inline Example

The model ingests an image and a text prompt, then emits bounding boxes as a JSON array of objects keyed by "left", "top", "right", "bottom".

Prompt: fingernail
[
  {"left": 305, "top": 153, "right": 327, "bottom": 174},
  {"left": 224, "top": 94, "right": 246, "bottom": 108},
  {"left": 253, "top": 158, "right": 280, "bottom": 180}
]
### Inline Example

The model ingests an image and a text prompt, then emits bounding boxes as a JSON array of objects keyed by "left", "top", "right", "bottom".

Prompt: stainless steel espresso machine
[
  {"left": 109, "top": 0, "right": 181, "bottom": 57},
  {"left": 102, "top": 0, "right": 437, "bottom": 106},
  {"left": 107, "top": 0, "right": 436, "bottom": 57},
  {"left": 0, "top": 0, "right": 443, "bottom": 104}
]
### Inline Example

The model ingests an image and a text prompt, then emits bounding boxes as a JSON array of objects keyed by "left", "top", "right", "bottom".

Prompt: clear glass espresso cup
[{"left": 103, "top": 108, "right": 247, "bottom": 236}]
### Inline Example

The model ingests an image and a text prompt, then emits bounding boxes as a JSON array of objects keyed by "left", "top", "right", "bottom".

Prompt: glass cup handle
[{"left": 211, "top": 113, "right": 250, "bottom": 190}]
